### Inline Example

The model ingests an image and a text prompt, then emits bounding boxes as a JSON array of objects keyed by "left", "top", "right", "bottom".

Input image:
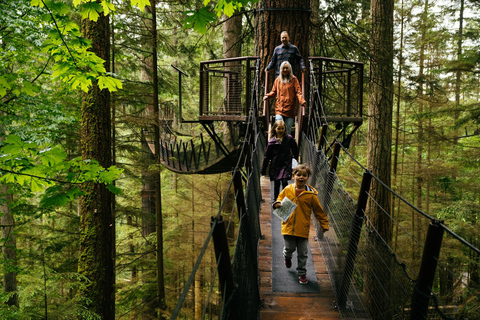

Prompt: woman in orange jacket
[
  {"left": 273, "top": 164, "right": 329, "bottom": 284},
  {"left": 263, "top": 61, "right": 306, "bottom": 136}
]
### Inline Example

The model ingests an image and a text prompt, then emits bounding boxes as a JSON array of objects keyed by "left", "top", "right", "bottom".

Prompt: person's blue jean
[{"left": 275, "top": 114, "right": 294, "bottom": 136}]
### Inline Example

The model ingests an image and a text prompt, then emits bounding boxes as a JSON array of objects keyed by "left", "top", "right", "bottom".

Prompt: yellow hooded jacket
[{"left": 274, "top": 183, "right": 329, "bottom": 238}]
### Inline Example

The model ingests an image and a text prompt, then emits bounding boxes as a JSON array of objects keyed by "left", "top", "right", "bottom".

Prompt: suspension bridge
[{"left": 142, "top": 56, "right": 479, "bottom": 319}]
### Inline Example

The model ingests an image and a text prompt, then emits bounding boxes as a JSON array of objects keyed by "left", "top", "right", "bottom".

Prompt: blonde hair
[
  {"left": 279, "top": 61, "right": 293, "bottom": 84},
  {"left": 270, "top": 120, "right": 286, "bottom": 139}
]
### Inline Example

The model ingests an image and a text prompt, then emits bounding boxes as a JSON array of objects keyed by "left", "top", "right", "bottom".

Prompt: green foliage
[
  {"left": 183, "top": 0, "right": 257, "bottom": 33},
  {"left": 24, "top": 0, "right": 158, "bottom": 93},
  {"left": 183, "top": 7, "right": 217, "bottom": 34},
  {"left": 0, "top": 134, "right": 123, "bottom": 208}
]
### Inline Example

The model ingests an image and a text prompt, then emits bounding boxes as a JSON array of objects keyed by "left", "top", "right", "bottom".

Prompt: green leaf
[
  {"left": 4, "top": 135, "right": 24, "bottom": 148},
  {"left": 101, "top": 0, "right": 115, "bottom": 15},
  {"left": 221, "top": 2, "right": 237, "bottom": 17},
  {"left": 79, "top": 2, "right": 102, "bottom": 21},
  {"left": 31, "top": 178, "right": 44, "bottom": 192},
  {"left": 106, "top": 184, "right": 122, "bottom": 195},
  {"left": 183, "top": 8, "right": 216, "bottom": 34},
  {"left": 38, "top": 149, "right": 66, "bottom": 166},
  {"left": 30, "top": 0, "right": 44, "bottom": 7},
  {"left": 97, "top": 75, "right": 122, "bottom": 92},
  {"left": 21, "top": 82, "right": 40, "bottom": 96},
  {"left": 130, "top": 0, "right": 150, "bottom": 12}
]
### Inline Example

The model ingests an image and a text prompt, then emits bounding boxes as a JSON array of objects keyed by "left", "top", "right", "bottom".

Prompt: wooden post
[
  {"left": 246, "top": 59, "right": 251, "bottom": 116},
  {"left": 233, "top": 169, "right": 246, "bottom": 219},
  {"left": 318, "top": 124, "right": 328, "bottom": 152},
  {"left": 263, "top": 70, "right": 270, "bottom": 133},
  {"left": 337, "top": 171, "right": 372, "bottom": 308},
  {"left": 410, "top": 220, "right": 445, "bottom": 320},
  {"left": 211, "top": 216, "right": 234, "bottom": 302}
]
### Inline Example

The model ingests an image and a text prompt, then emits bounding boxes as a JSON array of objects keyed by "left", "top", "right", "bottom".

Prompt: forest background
[{"left": 0, "top": 0, "right": 479, "bottom": 319}]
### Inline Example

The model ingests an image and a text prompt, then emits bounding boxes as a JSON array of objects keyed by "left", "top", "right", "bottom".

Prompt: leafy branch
[{"left": 0, "top": 134, "right": 123, "bottom": 207}]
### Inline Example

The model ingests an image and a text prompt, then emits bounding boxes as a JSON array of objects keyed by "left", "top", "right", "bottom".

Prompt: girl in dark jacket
[{"left": 261, "top": 120, "right": 299, "bottom": 201}]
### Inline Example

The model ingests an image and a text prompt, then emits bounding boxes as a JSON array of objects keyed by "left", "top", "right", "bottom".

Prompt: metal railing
[
  {"left": 301, "top": 60, "right": 480, "bottom": 320},
  {"left": 200, "top": 57, "right": 259, "bottom": 121},
  {"left": 308, "top": 57, "right": 364, "bottom": 123}
]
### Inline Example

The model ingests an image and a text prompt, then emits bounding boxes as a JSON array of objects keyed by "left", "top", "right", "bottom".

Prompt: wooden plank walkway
[{"left": 259, "top": 176, "right": 341, "bottom": 320}]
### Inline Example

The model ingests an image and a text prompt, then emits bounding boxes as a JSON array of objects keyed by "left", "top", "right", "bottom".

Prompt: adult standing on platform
[
  {"left": 263, "top": 61, "right": 306, "bottom": 135},
  {"left": 265, "top": 31, "right": 306, "bottom": 78}
]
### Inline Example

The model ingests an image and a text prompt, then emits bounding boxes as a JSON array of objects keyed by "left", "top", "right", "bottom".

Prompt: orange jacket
[
  {"left": 274, "top": 184, "right": 329, "bottom": 238},
  {"left": 266, "top": 76, "right": 305, "bottom": 119}
]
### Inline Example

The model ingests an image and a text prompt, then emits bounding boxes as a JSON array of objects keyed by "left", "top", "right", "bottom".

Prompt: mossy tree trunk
[
  {"left": 365, "top": 0, "right": 394, "bottom": 318},
  {"left": 78, "top": 5, "right": 115, "bottom": 319}
]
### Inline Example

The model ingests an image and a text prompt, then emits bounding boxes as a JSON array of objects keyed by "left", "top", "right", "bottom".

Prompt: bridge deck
[{"left": 259, "top": 176, "right": 341, "bottom": 320}]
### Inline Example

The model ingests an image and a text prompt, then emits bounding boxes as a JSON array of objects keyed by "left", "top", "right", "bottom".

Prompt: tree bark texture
[
  {"left": 1, "top": 186, "right": 18, "bottom": 307},
  {"left": 365, "top": 0, "right": 394, "bottom": 318},
  {"left": 254, "top": 0, "right": 310, "bottom": 91},
  {"left": 146, "top": 1, "right": 166, "bottom": 316},
  {"left": 138, "top": 6, "right": 159, "bottom": 317},
  {"left": 78, "top": 6, "right": 115, "bottom": 319},
  {"left": 223, "top": 12, "right": 242, "bottom": 58}
]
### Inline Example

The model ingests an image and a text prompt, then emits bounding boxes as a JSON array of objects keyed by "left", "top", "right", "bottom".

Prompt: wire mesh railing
[
  {"left": 302, "top": 60, "right": 480, "bottom": 320},
  {"left": 200, "top": 57, "right": 258, "bottom": 121},
  {"left": 308, "top": 57, "right": 363, "bottom": 122}
]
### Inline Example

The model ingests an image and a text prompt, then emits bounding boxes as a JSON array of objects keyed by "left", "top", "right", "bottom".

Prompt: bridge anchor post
[
  {"left": 337, "top": 170, "right": 372, "bottom": 308},
  {"left": 211, "top": 216, "right": 234, "bottom": 303},
  {"left": 410, "top": 220, "right": 444, "bottom": 320}
]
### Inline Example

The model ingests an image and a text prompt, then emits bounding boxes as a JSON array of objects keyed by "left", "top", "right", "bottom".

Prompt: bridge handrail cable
[{"left": 304, "top": 59, "right": 479, "bottom": 320}]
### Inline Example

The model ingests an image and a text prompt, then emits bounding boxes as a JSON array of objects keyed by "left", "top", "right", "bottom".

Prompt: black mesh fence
[
  {"left": 221, "top": 131, "right": 265, "bottom": 320},
  {"left": 298, "top": 60, "right": 480, "bottom": 320}
]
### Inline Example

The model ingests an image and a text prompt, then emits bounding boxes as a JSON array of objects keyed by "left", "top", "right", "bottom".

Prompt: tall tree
[
  {"left": 454, "top": 0, "right": 465, "bottom": 125},
  {"left": 255, "top": 0, "right": 310, "bottom": 87},
  {"left": 147, "top": 1, "right": 166, "bottom": 316},
  {"left": 1, "top": 185, "right": 17, "bottom": 308},
  {"left": 365, "top": 0, "right": 394, "bottom": 318},
  {"left": 223, "top": 12, "right": 242, "bottom": 58},
  {"left": 77, "top": 3, "right": 115, "bottom": 318},
  {"left": 415, "top": 0, "right": 430, "bottom": 257}
]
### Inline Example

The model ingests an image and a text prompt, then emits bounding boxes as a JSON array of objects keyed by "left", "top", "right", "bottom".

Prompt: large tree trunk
[
  {"left": 139, "top": 3, "right": 159, "bottom": 316},
  {"left": 454, "top": 0, "right": 464, "bottom": 126},
  {"left": 223, "top": 12, "right": 242, "bottom": 58},
  {"left": 78, "top": 4, "right": 115, "bottom": 318},
  {"left": 1, "top": 29, "right": 18, "bottom": 311},
  {"left": 254, "top": 0, "right": 310, "bottom": 90},
  {"left": 1, "top": 186, "right": 17, "bottom": 307},
  {"left": 309, "top": 0, "right": 319, "bottom": 56},
  {"left": 147, "top": 0, "right": 166, "bottom": 316},
  {"left": 365, "top": 0, "right": 394, "bottom": 318},
  {"left": 415, "top": 0, "right": 429, "bottom": 261}
]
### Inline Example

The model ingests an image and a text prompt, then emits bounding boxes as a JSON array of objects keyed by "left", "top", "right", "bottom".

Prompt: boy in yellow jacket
[{"left": 272, "top": 164, "right": 329, "bottom": 284}]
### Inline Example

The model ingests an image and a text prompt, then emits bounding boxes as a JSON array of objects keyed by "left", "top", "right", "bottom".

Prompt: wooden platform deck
[{"left": 259, "top": 176, "right": 341, "bottom": 320}]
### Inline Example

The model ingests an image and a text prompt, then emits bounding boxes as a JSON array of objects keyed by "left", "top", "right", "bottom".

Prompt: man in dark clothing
[{"left": 265, "top": 31, "right": 306, "bottom": 78}]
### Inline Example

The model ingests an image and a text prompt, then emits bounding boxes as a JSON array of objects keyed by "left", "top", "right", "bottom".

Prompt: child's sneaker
[
  {"left": 284, "top": 258, "right": 292, "bottom": 269},
  {"left": 299, "top": 274, "right": 308, "bottom": 285}
]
